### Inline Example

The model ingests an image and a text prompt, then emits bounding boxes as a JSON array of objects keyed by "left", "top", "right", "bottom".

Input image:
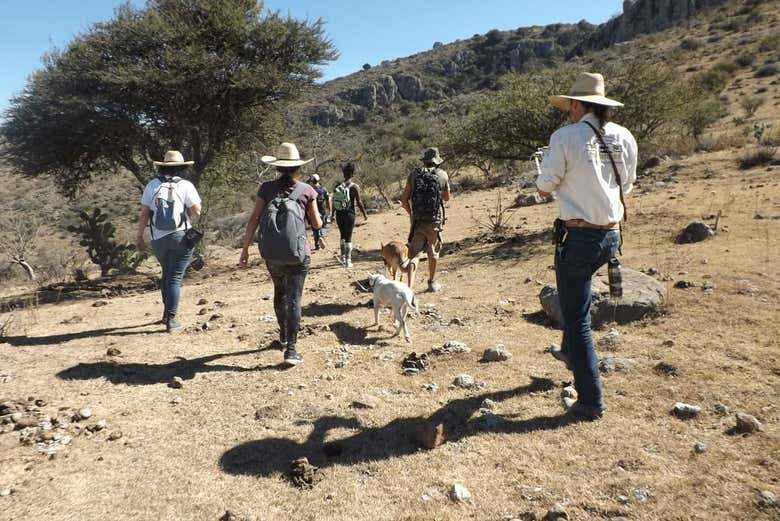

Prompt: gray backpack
[{"left": 259, "top": 183, "right": 308, "bottom": 265}]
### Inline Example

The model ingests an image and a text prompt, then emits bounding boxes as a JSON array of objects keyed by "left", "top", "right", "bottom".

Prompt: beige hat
[
  {"left": 421, "top": 147, "right": 444, "bottom": 166},
  {"left": 549, "top": 73, "right": 624, "bottom": 111},
  {"left": 153, "top": 150, "right": 194, "bottom": 166},
  {"left": 261, "top": 142, "right": 313, "bottom": 167}
]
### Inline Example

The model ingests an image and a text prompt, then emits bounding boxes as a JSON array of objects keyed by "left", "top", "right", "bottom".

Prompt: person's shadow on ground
[
  {"left": 2, "top": 322, "right": 160, "bottom": 347},
  {"left": 57, "top": 348, "right": 262, "bottom": 385},
  {"left": 220, "top": 376, "right": 581, "bottom": 479}
]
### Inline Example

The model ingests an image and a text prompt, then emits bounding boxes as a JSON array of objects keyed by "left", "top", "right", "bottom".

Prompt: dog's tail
[{"left": 400, "top": 255, "right": 411, "bottom": 270}]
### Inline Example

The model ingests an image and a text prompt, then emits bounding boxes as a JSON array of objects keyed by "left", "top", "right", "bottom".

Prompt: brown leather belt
[{"left": 564, "top": 219, "right": 620, "bottom": 230}]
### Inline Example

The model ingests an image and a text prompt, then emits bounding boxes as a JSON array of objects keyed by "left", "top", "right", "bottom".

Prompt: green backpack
[{"left": 332, "top": 182, "right": 353, "bottom": 211}]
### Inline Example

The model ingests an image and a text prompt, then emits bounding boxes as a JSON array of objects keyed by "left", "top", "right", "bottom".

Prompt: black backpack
[{"left": 411, "top": 167, "right": 444, "bottom": 224}]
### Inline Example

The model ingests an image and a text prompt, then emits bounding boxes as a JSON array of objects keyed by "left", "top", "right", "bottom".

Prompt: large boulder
[
  {"left": 393, "top": 73, "right": 425, "bottom": 101},
  {"left": 539, "top": 267, "right": 664, "bottom": 328}
]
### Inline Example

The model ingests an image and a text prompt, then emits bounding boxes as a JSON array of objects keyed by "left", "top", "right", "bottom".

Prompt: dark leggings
[
  {"left": 336, "top": 211, "right": 356, "bottom": 242},
  {"left": 265, "top": 257, "right": 310, "bottom": 350}
]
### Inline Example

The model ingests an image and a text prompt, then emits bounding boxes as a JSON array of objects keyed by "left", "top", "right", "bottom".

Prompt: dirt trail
[{"left": 1, "top": 159, "right": 779, "bottom": 520}]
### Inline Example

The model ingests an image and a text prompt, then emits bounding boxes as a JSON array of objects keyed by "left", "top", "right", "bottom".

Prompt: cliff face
[
  {"left": 572, "top": 0, "right": 728, "bottom": 54},
  {"left": 302, "top": 0, "right": 729, "bottom": 129}
]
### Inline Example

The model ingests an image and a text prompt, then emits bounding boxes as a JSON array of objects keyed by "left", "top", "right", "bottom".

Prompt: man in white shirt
[{"left": 536, "top": 73, "right": 637, "bottom": 421}]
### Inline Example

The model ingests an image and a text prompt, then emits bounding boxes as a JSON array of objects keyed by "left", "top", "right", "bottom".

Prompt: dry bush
[
  {"left": 755, "top": 63, "right": 779, "bottom": 77},
  {"left": 735, "top": 54, "right": 756, "bottom": 67},
  {"left": 680, "top": 38, "right": 703, "bottom": 50},
  {"left": 472, "top": 191, "right": 519, "bottom": 235},
  {"left": 758, "top": 124, "right": 780, "bottom": 146},
  {"left": 740, "top": 96, "right": 765, "bottom": 117},
  {"left": 738, "top": 146, "right": 776, "bottom": 169},
  {"left": 697, "top": 132, "right": 747, "bottom": 152},
  {"left": 758, "top": 33, "right": 780, "bottom": 52}
]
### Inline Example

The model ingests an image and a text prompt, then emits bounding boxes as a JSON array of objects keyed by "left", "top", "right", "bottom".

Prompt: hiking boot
[
  {"left": 346, "top": 258, "right": 353, "bottom": 268},
  {"left": 158, "top": 312, "right": 169, "bottom": 326},
  {"left": 566, "top": 400, "right": 604, "bottom": 421},
  {"left": 427, "top": 280, "right": 442, "bottom": 293},
  {"left": 283, "top": 349, "right": 302, "bottom": 367},
  {"left": 548, "top": 345, "right": 572, "bottom": 370},
  {"left": 166, "top": 318, "right": 183, "bottom": 333}
]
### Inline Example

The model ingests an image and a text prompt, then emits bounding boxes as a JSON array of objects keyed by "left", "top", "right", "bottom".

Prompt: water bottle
[{"left": 608, "top": 258, "right": 623, "bottom": 299}]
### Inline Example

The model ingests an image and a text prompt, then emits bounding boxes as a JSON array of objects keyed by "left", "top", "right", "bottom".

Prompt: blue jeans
[
  {"left": 151, "top": 231, "right": 194, "bottom": 319},
  {"left": 265, "top": 256, "right": 311, "bottom": 350},
  {"left": 555, "top": 227, "right": 620, "bottom": 411}
]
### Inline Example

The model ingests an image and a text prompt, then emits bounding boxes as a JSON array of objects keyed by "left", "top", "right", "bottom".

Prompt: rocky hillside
[{"left": 297, "top": 0, "right": 729, "bottom": 129}]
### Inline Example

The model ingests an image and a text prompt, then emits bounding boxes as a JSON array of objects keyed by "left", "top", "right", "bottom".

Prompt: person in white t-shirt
[
  {"left": 536, "top": 73, "right": 637, "bottom": 421},
  {"left": 136, "top": 151, "right": 202, "bottom": 332}
]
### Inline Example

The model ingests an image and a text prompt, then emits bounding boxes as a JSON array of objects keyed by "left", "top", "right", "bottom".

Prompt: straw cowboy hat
[
  {"left": 261, "top": 142, "right": 313, "bottom": 167},
  {"left": 421, "top": 147, "right": 444, "bottom": 166},
  {"left": 153, "top": 150, "right": 194, "bottom": 166},
  {"left": 549, "top": 73, "right": 624, "bottom": 111}
]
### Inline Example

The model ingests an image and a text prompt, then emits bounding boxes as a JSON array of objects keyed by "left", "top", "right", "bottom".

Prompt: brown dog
[{"left": 380, "top": 241, "right": 411, "bottom": 282}]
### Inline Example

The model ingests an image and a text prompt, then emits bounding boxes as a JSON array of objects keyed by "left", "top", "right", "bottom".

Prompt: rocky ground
[{"left": 1, "top": 151, "right": 778, "bottom": 520}]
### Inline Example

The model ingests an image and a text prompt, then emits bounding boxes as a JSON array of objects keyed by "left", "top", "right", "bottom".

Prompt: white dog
[{"left": 367, "top": 273, "right": 417, "bottom": 342}]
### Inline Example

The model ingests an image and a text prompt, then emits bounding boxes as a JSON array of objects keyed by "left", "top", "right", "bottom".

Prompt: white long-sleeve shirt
[{"left": 536, "top": 112, "right": 637, "bottom": 226}]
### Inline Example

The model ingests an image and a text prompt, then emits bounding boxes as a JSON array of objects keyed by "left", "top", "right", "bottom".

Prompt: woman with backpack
[
  {"left": 330, "top": 162, "right": 368, "bottom": 268},
  {"left": 238, "top": 143, "right": 322, "bottom": 367},
  {"left": 135, "top": 150, "right": 202, "bottom": 332}
]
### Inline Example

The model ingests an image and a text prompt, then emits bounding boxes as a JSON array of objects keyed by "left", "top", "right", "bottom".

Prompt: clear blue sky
[{"left": 0, "top": 0, "right": 623, "bottom": 114}]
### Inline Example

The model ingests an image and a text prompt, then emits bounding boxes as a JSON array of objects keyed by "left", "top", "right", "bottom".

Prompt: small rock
[
  {"left": 351, "top": 395, "right": 379, "bottom": 409},
  {"left": 653, "top": 362, "right": 680, "bottom": 377},
  {"left": 543, "top": 503, "right": 569, "bottom": 521},
  {"left": 402, "top": 367, "right": 420, "bottom": 376},
  {"left": 106, "top": 347, "right": 122, "bottom": 356},
  {"left": 662, "top": 339, "right": 675, "bottom": 347},
  {"left": 288, "top": 457, "right": 322, "bottom": 489},
  {"left": 673, "top": 402, "right": 701, "bottom": 418},
  {"left": 107, "top": 431, "right": 123, "bottom": 441},
  {"left": 481, "top": 398, "right": 497, "bottom": 410},
  {"left": 481, "top": 344, "right": 512, "bottom": 362},
  {"left": 633, "top": 487, "right": 653, "bottom": 502},
  {"left": 0, "top": 488, "right": 10, "bottom": 497},
  {"left": 423, "top": 383, "right": 439, "bottom": 392},
  {"left": 449, "top": 483, "right": 471, "bottom": 502},
  {"left": 597, "top": 328, "right": 620, "bottom": 349},
  {"left": 712, "top": 403, "right": 729, "bottom": 416},
  {"left": 673, "top": 280, "right": 695, "bottom": 289},
  {"left": 171, "top": 397, "right": 183, "bottom": 404},
  {"left": 87, "top": 419, "right": 107, "bottom": 432},
  {"left": 694, "top": 442, "right": 707, "bottom": 454},
  {"left": 92, "top": 300, "right": 109, "bottom": 307},
  {"left": 197, "top": 298, "right": 208, "bottom": 306},
  {"left": 402, "top": 352, "right": 429, "bottom": 373},
  {"left": 562, "top": 397, "right": 577, "bottom": 409},
  {"left": 431, "top": 340, "right": 470, "bottom": 355},
  {"left": 476, "top": 410, "right": 504, "bottom": 429},
  {"left": 599, "top": 357, "right": 636, "bottom": 373},
  {"left": 415, "top": 422, "right": 446, "bottom": 450},
  {"left": 449, "top": 318, "right": 465, "bottom": 326},
  {"left": 169, "top": 377, "right": 184, "bottom": 389},
  {"left": 756, "top": 489, "right": 777, "bottom": 509},
  {"left": 676, "top": 221, "right": 714, "bottom": 244},
  {"left": 734, "top": 413, "right": 761, "bottom": 434},
  {"left": 452, "top": 374, "right": 475, "bottom": 388},
  {"left": 76, "top": 408, "right": 92, "bottom": 420},
  {"left": 14, "top": 416, "right": 38, "bottom": 429}
]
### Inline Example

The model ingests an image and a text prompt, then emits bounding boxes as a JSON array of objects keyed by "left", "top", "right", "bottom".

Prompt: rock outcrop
[{"left": 572, "top": 0, "right": 727, "bottom": 55}]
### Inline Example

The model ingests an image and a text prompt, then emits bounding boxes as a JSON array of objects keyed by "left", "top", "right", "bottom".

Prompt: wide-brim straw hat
[
  {"left": 261, "top": 142, "right": 313, "bottom": 167},
  {"left": 153, "top": 150, "right": 194, "bottom": 166},
  {"left": 421, "top": 147, "right": 444, "bottom": 166},
  {"left": 549, "top": 72, "right": 624, "bottom": 110}
]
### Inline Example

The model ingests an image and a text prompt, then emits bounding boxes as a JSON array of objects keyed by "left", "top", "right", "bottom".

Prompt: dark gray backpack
[{"left": 259, "top": 183, "right": 308, "bottom": 265}]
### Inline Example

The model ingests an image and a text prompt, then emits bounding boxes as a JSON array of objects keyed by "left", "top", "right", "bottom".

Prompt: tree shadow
[
  {"left": 0, "top": 274, "right": 158, "bottom": 312},
  {"left": 445, "top": 228, "right": 552, "bottom": 268},
  {"left": 2, "top": 322, "right": 160, "bottom": 347},
  {"left": 56, "top": 348, "right": 261, "bottom": 385},
  {"left": 220, "top": 376, "right": 582, "bottom": 479}
]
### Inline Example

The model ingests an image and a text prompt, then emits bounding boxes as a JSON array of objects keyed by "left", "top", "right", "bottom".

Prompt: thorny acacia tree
[{"left": 1, "top": 0, "right": 337, "bottom": 196}]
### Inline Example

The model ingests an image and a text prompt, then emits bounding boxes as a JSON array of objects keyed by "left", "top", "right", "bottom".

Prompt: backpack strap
[{"left": 583, "top": 120, "right": 625, "bottom": 253}]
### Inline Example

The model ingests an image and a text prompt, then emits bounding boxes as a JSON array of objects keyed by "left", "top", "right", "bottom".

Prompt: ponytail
[{"left": 581, "top": 101, "right": 611, "bottom": 131}]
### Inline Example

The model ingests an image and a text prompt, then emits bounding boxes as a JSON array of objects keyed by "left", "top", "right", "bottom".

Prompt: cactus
[{"left": 67, "top": 208, "right": 145, "bottom": 277}]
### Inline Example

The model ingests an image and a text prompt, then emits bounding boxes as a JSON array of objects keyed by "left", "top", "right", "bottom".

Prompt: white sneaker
[{"left": 346, "top": 259, "right": 353, "bottom": 268}]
